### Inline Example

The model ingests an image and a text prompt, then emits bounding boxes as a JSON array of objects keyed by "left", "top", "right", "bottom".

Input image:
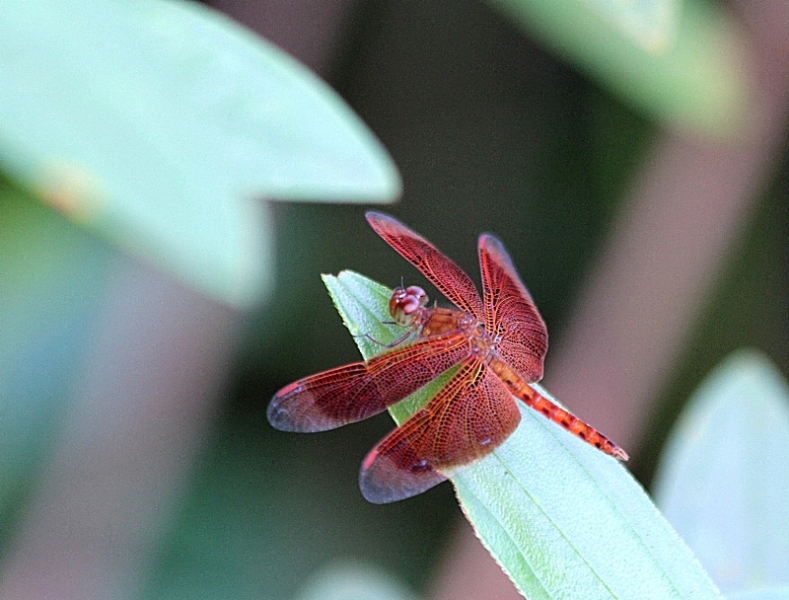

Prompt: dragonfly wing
[
  {"left": 359, "top": 359, "right": 521, "bottom": 503},
  {"left": 366, "top": 212, "right": 485, "bottom": 320},
  {"left": 479, "top": 234, "right": 548, "bottom": 382},
  {"left": 268, "top": 333, "right": 471, "bottom": 432}
]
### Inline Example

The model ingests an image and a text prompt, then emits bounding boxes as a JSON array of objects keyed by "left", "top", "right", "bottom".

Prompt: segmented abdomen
[{"left": 486, "top": 356, "right": 629, "bottom": 460}]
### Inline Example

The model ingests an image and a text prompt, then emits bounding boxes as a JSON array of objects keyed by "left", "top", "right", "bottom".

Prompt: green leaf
[
  {"left": 486, "top": 0, "right": 749, "bottom": 136},
  {"left": 324, "top": 270, "right": 723, "bottom": 600},
  {"left": 0, "top": 0, "right": 400, "bottom": 307},
  {"left": 653, "top": 350, "right": 789, "bottom": 595}
]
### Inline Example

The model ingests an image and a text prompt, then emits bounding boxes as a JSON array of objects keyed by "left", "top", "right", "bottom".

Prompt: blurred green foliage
[
  {"left": 488, "top": 0, "right": 749, "bottom": 135},
  {"left": 1, "top": 0, "right": 787, "bottom": 598},
  {"left": 0, "top": 0, "right": 399, "bottom": 308},
  {"left": 0, "top": 177, "right": 113, "bottom": 547},
  {"left": 654, "top": 351, "right": 789, "bottom": 596}
]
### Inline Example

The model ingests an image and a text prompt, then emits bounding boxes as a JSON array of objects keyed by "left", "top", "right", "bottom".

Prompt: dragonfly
[{"left": 268, "top": 212, "right": 627, "bottom": 503}]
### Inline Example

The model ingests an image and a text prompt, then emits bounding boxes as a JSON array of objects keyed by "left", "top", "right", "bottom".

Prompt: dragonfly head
[{"left": 389, "top": 285, "right": 428, "bottom": 326}]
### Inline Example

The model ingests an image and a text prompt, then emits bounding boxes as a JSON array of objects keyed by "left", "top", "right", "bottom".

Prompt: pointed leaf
[{"left": 325, "top": 270, "right": 722, "bottom": 600}]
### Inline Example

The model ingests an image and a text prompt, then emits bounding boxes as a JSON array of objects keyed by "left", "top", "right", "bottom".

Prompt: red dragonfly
[{"left": 269, "top": 213, "right": 627, "bottom": 503}]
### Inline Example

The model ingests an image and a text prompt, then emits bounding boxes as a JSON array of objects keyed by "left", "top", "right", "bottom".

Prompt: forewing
[
  {"left": 359, "top": 360, "right": 521, "bottom": 503},
  {"left": 268, "top": 333, "right": 471, "bottom": 432},
  {"left": 479, "top": 234, "right": 548, "bottom": 382},
  {"left": 366, "top": 212, "right": 484, "bottom": 320}
]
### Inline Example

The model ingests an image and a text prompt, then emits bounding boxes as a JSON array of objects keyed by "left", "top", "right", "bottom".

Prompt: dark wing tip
[
  {"left": 365, "top": 211, "right": 395, "bottom": 229},
  {"left": 267, "top": 382, "right": 317, "bottom": 432},
  {"left": 366, "top": 211, "right": 430, "bottom": 254},
  {"left": 478, "top": 233, "right": 512, "bottom": 265},
  {"left": 359, "top": 449, "right": 447, "bottom": 503},
  {"left": 266, "top": 393, "right": 296, "bottom": 431}
]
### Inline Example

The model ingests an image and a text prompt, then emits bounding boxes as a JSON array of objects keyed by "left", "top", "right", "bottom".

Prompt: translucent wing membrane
[
  {"left": 366, "top": 212, "right": 485, "bottom": 320},
  {"left": 268, "top": 333, "right": 471, "bottom": 432},
  {"left": 479, "top": 234, "right": 548, "bottom": 383},
  {"left": 360, "top": 359, "right": 521, "bottom": 503}
]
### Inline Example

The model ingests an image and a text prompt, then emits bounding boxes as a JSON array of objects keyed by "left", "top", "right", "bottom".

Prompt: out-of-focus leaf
[
  {"left": 584, "top": 0, "right": 679, "bottom": 52},
  {"left": 296, "top": 562, "right": 419, "bottom": 600},
  {"left": 486, "top": 0, "right": 749, "bottom": 136},
  {"left": 653, "top": 350, "right": 789, "bottom": 594},
  {"left": 324, "top": 270, "right": 722, "bottom": 600},
  {"left": 0, "top": 178, "right": 112, "bottom": 531},
  {"left": 727, "top": 587, "right": 789, "bottom": 600},
  {"left": 0, "top": 0, "right": 400, "bottom": 308}
]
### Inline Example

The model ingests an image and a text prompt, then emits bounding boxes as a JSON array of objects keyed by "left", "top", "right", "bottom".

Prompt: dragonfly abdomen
[{"left": 487, "top": 357, "right": 629, "bottom": 461}]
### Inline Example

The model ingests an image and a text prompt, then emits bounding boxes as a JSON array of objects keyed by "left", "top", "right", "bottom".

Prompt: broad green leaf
[
  {"left": 486, "top": 0, "right": 749, "bottom": 136},
  {"left": 653, "top": 350, "right": 789, "bottom": 595},
  {"left": 0, "top": 0, "right": 400, "bottom": 307},
  {"left": 324, "top": 270, "right": 722, "bottom": 600}
]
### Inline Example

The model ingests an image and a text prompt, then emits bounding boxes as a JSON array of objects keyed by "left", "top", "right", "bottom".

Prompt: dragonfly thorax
[{"left": 469, "top": 322, "right": 497, "bottom": 360}]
